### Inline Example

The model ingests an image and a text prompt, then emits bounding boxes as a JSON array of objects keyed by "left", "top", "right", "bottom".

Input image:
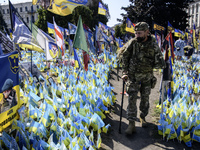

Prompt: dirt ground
[{"left": 100, "top": 68, "right": 200, "bottom": 150}]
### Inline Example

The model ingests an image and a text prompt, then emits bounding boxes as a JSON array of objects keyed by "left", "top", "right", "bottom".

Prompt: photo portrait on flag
[{"left": 0, "top": 51, "right": 21, "bottom": 131}]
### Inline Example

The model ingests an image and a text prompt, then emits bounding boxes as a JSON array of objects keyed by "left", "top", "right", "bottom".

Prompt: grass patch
[
  {"left": 152, "top": 99, "right": 161, "bottom": 117},
  {"left": 152, "top": 99, "right": 161, "bottom": 124}
]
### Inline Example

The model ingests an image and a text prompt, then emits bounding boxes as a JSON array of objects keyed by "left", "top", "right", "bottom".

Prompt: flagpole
[
  {"left": 30, "top": 5, "right": 34, "bottom": 74},
  {"left": 8, "top": 0, "right": 16, "bottom": 55}
]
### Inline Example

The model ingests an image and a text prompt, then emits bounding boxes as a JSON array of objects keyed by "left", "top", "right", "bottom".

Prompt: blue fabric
[{"left": 174, "top": 39, "right": 185, "bottom": 56}]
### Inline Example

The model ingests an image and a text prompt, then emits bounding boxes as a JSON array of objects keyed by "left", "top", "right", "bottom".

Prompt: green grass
[{"left": 152, "top": 99, "right": 161, "bottom": 124}]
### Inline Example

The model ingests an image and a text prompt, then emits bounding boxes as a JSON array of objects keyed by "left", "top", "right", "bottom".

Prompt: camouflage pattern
[
  {"left": 126, "top": 79, "right": 151, "bottom": 121},
  {"left": 134, "top": 22, "right": 149, "bottom": 31},
  {"left": 0, "top": 89, "right": 17, "bottom": 113},
  {"left": 122, "top": 35, "right": 165, "bottom": 121}
]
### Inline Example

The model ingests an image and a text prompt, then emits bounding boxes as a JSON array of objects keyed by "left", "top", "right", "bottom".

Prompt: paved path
[{"left": 100, "top": 68, "right": 200, "bottom": 150}]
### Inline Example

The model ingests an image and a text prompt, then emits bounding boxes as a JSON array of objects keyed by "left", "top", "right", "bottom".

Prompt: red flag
[
  {"left": 164, "top": 32, "right": 174, "bottom": 61},
  {"left": 83, "top": 50, "right": 89, "bottom": 71},
  {"left": 169, "top": 32, "right": 175, "bottom": 61},
  {"left": 53, "top": 17, "right": 65, "bottom": 57}
]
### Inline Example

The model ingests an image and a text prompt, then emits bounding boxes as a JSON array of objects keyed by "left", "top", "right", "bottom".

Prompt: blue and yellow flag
[
  {"left": 193, "top": 23, "right": 198, "bottom": 49},
  {"left": 10, "top": 1, "right": 44, "bottom": 53},
  {"left": 98, "top": 2, "right": 107, "bottom": 15},
  {"left": 99, "top": 22, "right": 109, "bottom": 35},
  {"left": 73, "top": 48, "right": 82, "bottom": 69},
  {"left": 35, "top": 0, "right": 87, "bottom": 16},
  {"left": 47, "top": 22, "right": 55, "bottom": 36},
  {"left": 174, "top": 29, "right": 181, "bottom": 37},
  {"left": 47, "top": 21, "right": 66, "bottom": 38},
  {"left": 126, "top": 18, "right": 135, "bottom": 34},
  {"left": 153, "top": 22, "right": 165, "bottom": 33},
  {"left": 168, "top": 21, "right": 174, "bottom": 32},
  {"left": 0, "top": 51, "right": 22, "bottom": 132}
]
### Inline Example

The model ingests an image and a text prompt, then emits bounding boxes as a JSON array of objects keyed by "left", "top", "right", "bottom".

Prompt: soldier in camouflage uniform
[
  {"left": 121, "top": 22, "right": 166, "bottom": 135},
  {"left": 0, "top": 79, "right": 17, "bottom": 113}
]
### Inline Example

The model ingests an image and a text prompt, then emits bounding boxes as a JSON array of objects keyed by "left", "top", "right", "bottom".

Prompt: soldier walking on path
[{"left": 121, "top": 22, "right": 166, "bottom": 135}]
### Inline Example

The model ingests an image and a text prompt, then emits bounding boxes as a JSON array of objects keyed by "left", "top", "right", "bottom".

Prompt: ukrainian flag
[
  {"left": 98, "top": 2, "right": 106, "bottom": 15},
  {"left": 73, "top": 48, "right": 81, "bottom": 69},
  {"left": 47, "top": 21, "right": 66, "bottom": 38},
  {"left": 47, "top": 0, "right": 88, "bottom": 16},
  {"left": 126, "top": 17, "right": 135, "bottom": 34},
  {"left": 47, "top": 22, "right": 55, "bottom": 36},
  {"left": 174, "top": 29, "right": 181, "bottom": 37},
  {"left": 168, "top": 21, "right": 174, "bottom": 33}
]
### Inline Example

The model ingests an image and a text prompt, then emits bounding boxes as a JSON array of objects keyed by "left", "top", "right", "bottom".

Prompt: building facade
[
  {"left": 0, "top": 1, "right": 39, "bottom": 29},
  {"left": 187, "top": 0, "right": 200, "bottom": 30}
]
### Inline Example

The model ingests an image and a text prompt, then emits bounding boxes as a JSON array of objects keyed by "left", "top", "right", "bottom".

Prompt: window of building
[
  {"left": 196, "top": 14, "right": 198, "bottom": 26},
  {"left": 191, "top": 15, "right": 194, "bottom": 26},
  {"left": 196, "top": 4, "right": 199, "bottom": 13},
  {"left": 192, "top": 5, "right": 194, "bottom": 14},
  {"left": 32, "top": 16, "right": 35, "bottom": 23},
  {"left": 7, "top": 9, "right": 9, "bottom": 14},
  {"left": 188, "top": 8, "right": 190, "bottom": 15},
  {"left": 16, "top": 8, "right": 18, "bottom": 12},
  {"left": 25, "top": 7, "right": 28, "bottom": 11},
  {"left": 31, "top": 6, "right": 34, "bottom": 11},
  {"left": 20, "top": 7, "right": 22, "bottom": 12},
  {"left": 3, "top": 9, "right": 5, "bottom": 14},
  {"left": 27, "top": 17, "right": 29, "bottom": 23}
]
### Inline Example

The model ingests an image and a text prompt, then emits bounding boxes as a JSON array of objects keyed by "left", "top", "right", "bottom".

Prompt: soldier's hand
[{"left": 121, "top": 74, "right": 128, "bottom": 81}]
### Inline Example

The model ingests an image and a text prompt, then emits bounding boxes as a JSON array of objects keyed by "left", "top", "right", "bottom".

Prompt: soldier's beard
[{"left": 137, "top": 37, "right": 145, "bottom": 43}]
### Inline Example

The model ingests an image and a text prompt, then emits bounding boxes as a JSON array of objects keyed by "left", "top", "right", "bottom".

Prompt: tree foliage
[
  {"left": 87, "top": 0, "right": 109, "bottom": 30},
  {"left": 121, "top": 0, "right": 194, "bottom": 31},
  {"left": 115, "top": 24, "right": 126, "bottom": 39},
  {"left": 72, "top": 6, "right": 93, "bottom": 29},
  {"left": 35, "top": 1, "right": 110, "bottom": 32},
  {"left": 35, "top": 8, "right": 72, "bottom": 33}
]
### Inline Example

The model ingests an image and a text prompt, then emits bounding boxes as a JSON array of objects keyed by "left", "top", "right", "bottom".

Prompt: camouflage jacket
[{"left": 121, "top": 35, "right": 165, "bottom": 81}]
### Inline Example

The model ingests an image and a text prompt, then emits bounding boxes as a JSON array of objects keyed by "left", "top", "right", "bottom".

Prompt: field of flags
[
  {"left": 0, "top": 49, "right": 117, "bottom": 149},
  {"left": 1, "top": 0, "right": 200, "bottom": 149},
  {"left": 157, "top": 55, "right": 200, "bottom": 147},
  {"left": 0, "top": 1, "right": 122, "bottom": 149}
]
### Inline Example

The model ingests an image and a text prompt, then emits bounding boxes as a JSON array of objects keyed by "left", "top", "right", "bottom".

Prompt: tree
[
  {"left": 0, "top": 8, "right": 8, "bottom": 33},
  {"left": 35, "top": 1, "right": 110, "bottom": 32},
  {"left": 115, "top": 24, "right": 126, "bottom": 39},
  {"left": 87, "top": 0, "right": 109, "bottom": 30},
  {"left": 121, "top": 0, "right": 193, "bottom": 32},
  {"left": 35, "top": 8, "right": 73, "bottom": 32},
  {"left": 72, "top": 6, "right": 93, "bottom": 29}
]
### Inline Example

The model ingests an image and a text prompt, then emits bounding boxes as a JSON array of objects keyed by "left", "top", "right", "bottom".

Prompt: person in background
[
  {"left": 174, "top": 37, "right": 185, "bottom": 61},
  {"left": 184, "top": 44, "right": 194, "bottom": 59}
]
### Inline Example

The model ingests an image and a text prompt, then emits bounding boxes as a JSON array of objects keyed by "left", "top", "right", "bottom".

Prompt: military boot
[
  {"left": 140, "top": 117, "right": 148, "bottom": 127},
  {"left": 125, "top": 121, "right": 136, "bottom": 135}
]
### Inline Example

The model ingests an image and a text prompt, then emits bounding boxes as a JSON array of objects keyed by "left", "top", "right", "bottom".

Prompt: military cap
[
  {"left": 135, "top": 22, "right": 149, "bottom": 31},
  {"left": 2, "top": 79, "right": 13, "bottom": 92}
]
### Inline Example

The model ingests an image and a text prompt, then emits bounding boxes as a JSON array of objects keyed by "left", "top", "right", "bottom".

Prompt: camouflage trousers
[{"left": 126, "top": 79, "right": 151, "bottom": 121}]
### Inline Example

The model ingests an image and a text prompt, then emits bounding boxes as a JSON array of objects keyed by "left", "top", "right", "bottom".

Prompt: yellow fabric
[
  {"left": 47, "top": 0, "right": 85, "bottom": 16},
  {"left": 98, "top": 7, "right": 106, "bottom": 15},
  {"left": 18, "top": 44, "right": 44, "bottom": 53},
  {"left": 126, "top": 26, "right": 135, "bottom": 34}
]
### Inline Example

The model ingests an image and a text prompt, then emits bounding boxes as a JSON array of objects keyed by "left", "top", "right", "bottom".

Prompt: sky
[
  {"left": 2, "top": 0, "right": 131, "bottom": 27},
  {"left": 105, "top": 0, "right": 130, "bottom": 27}
]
